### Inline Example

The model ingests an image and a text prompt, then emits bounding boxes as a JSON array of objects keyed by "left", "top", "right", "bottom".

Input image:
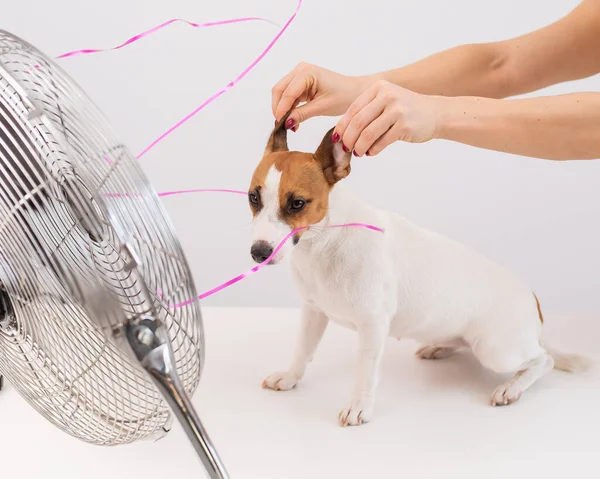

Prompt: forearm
[
  {"left": 368, "top": 43, "right": 514, "bottom": 99},
  {"left": 367, "top": 1, "right": 600, "bottom": 101},
  {"left": 435, "top": 92, "right": 600, "bottom": 160}
]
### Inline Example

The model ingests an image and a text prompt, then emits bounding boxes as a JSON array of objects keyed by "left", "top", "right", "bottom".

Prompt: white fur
[{"left": 256, "top": 181, "right": 592, "bottom": 426}]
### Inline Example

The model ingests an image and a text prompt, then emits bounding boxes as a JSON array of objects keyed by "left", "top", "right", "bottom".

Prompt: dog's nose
[{"left": 251, "top": 241, "right": 273, "bottom": 264}]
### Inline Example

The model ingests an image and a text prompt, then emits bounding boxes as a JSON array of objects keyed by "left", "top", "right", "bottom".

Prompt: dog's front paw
[
  {"left": 338, "top": 397, "right": 374, "bottom": 427},
  {"left": 490, "top": 381, "right": 522, "bottom": 406},
  {"left": 261, "top": 371, "right": 299, "bottom": 391}
]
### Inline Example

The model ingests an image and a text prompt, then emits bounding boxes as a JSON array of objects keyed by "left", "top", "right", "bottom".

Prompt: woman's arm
[
  {"left": 273, "top": 0, "right": 600, "bottom": 127},
  {"left": 372, "top": 0, "right": 600, "bottom": 99},
  {"left": 435, "top": 92, "right": 600, "bottom": 160}
]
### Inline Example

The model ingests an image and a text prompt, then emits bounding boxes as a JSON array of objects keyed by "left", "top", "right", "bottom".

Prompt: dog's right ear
[
  {"left": 264, "top": 110, "right": 292, "bottom": 155},
  {"left": 315, "top": 127, "right": 351, "bottom": 185}
]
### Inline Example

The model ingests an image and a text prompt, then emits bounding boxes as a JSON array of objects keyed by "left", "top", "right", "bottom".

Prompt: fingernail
[
  {"left": 285, "top": 118, "right": 295, "bottom": 130},
  {"left": 353, "top": 150, "right": 360, "bottom": 157},
  {"left": 332, "top": 132, "right": 340, "bottom": 143},
  {"left": 291, "top": 125, "right": 297, "bottom": 132},
  {"left": 366, "top": 151, "right": 371, "bottom": 157},
  {"left": 342, "top": 145, "right": 349, "bottom": 153}
]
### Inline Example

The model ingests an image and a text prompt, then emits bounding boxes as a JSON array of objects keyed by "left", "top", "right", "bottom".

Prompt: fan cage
[{"left": 0, "top": 30, "right": 205, "bottom": 446}]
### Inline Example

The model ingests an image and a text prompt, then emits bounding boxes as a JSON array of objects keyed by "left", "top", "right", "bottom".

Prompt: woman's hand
[
  {"left": 272, "top": 62, "right": 372, "bottom": 131},
  {"left": 335, "top": 80, "right": 600, "bottom": 161},
  {"left": 333, "top": 80, "right": 441, "bottom": 157}
]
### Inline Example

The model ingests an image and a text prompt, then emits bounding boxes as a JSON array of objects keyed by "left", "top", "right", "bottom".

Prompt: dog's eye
[
  {"left": 291, "top": 199, "right": 306, "bottom": 210},
  {"left": 249, "top": 193, "right": 259, "bottom": 205}
]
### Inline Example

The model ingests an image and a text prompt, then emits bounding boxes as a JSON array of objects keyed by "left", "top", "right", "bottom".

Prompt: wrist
[
  {"left": 351, "top": 73, "right": 379, "bottom": 93},
  {"left": 341, "top": 74, "right": 382, "bottom": 112},
  {"left": 431, "top": 95, "right": 472, "bottom": 140}
]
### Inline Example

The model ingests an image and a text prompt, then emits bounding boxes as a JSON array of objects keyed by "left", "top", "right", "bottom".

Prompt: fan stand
[
  {"left": 123, "top": 316, "right": 230, "bottom": 479},
  {"left": 81, "top": 279, "right": 230, "bottom": 479}
]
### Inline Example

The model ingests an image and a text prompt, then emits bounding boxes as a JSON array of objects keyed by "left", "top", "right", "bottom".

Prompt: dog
[{"left": 248, "top": 112, "right": 592, "bottom": 427}]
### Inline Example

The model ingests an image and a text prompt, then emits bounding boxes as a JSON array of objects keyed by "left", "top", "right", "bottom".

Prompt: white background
[{"left": 4, "top": 0, "right": 600, "bottom": 313}]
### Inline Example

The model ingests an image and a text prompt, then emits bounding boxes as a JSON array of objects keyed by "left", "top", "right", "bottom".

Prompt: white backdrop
[{"left": 4, "top": 0, "right": 600, "bottom": 312}]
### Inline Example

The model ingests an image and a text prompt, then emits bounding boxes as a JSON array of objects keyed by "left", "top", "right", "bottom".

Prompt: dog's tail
[
  {"left": 543, "top": 343, "right": 595, "bottom": 373},
  {"left": 534, "top": 295, "right": 594, "bottom": 373}
]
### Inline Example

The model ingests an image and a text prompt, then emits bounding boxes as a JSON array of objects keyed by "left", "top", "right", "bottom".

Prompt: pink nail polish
[
  {"left": 332, "top": 132, "right": 340, "bottom": 143},
  {"left": 291, "top": 126, "right": 297, "bottom": 132},
  {"left": 285, "top": 118, "right": 295, "bottom": 130},
  {"left": 342, "top": 145, "right": 349, "bottom": 153}
]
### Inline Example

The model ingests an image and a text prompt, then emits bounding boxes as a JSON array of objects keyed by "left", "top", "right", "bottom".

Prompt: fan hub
[{"left": 0, "top": 288, "right": 14, "bottom": 330}]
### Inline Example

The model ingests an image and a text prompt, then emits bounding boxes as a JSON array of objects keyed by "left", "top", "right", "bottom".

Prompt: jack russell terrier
[{"left": 248, "top": 112, "right": 592, "bottom": 427}]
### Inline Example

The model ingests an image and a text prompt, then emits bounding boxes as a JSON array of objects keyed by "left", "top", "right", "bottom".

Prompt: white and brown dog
[{"left": 248, "top": 113, "right": 592, "bottom": 427}]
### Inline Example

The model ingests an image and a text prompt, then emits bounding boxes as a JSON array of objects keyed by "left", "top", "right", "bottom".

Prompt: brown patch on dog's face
[
  {"left": 248, "top": 116, "right": 352, "bottom": 264},
  {"left": 277, "top": 151, "right": 332, "bottom": 232}
]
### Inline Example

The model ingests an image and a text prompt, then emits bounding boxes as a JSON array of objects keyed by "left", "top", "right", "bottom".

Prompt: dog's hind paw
[
  {"left": 338, "top": 398, "right": 374, "bottom": 427},
  {"left": 416, "top": 345, "right": 457, "bottom": 360},
  {"left": 261, "top": 371, "right": 299, "bottom": 391}
]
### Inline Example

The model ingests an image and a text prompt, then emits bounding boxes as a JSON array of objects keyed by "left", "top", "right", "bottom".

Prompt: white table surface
[{"left": 1, "top": 307, "right": 599, "bottom": 479}]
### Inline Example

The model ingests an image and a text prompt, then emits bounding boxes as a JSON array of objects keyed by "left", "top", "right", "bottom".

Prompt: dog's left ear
[
  {"left": 264, "top": 110, "right": 292, "bottom": 155},
  {"left": 315, "top": 128, "right": 351, "bottom": 185}
]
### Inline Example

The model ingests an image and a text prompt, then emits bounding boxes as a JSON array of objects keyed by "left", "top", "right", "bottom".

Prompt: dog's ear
[
  {"left": 315, "top": 127, "right": 351, "bottom": 185},
  {"left": 264, "top": 110, "right": 292, "bottom": 155}
]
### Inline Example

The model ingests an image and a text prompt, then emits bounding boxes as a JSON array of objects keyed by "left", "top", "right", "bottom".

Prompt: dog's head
[{"left": 248, "top": 113, "right": 352, "bottom": 265}]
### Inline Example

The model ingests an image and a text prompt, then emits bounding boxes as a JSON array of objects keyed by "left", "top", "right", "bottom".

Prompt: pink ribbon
[
  {"left": 151, "top": 189, "right": 384, "bottom": 305},
  {"left": 158, "top": 188, "right": 247, "bottom": 198},
  {"left": 103, "top": 188, "right": 247, "bottom": 199},
  {"left": 163, "top": 222, "right": 385, "bottom": 308},
  {"left": 27, "top": 16, "right": 276, "bottom": 73},
  {"left": 149, "top": 190, "right": 384, "bottom": 304},
  {"left": 55, "top": 17, "right": 278, "bottom": 60},
  {"left": 135, "top": 0, "right": 303, "bottom": 159}
]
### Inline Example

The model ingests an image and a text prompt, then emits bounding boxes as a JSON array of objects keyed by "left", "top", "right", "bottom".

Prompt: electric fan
[{"left": 0, "top": 30, "right": 229, "bottom": 478}]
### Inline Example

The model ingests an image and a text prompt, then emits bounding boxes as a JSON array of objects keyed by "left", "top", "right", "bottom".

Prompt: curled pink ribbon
[
  {"left": 136, "top": 0, "right": 303, "bottom": 159},
  {"left": 163, "top": 222, "right": 385, "bottom": 308},
  {"left": 55, "top": 17, "right": 278, "bottom": 60}
]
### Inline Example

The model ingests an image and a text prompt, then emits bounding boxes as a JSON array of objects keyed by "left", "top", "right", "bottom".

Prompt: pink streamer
[
  {"left": 103, "top": 188, "right": 247, "bottom": 199},
  {"left": 164, "top": 222, "right": 385, "bottom": 307},
  {"left": 26, "top": 16, "right": 276, "bottom": 72},
  {"left": 136, "top": 0, "right": 303, "bottom": 159},
  {"left": 158, "top": 188, "right": 246, "bottom": 197},
  {"left": 55, "top": 17, "right": 278, "bottom": 60},
  {"left": 104, "top": 189, "right": 383, "bottom": 305}
]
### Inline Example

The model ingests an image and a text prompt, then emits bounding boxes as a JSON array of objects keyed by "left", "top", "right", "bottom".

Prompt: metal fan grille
[{"left": 0, "top": 30, "right": 204, "bottom": 445}]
